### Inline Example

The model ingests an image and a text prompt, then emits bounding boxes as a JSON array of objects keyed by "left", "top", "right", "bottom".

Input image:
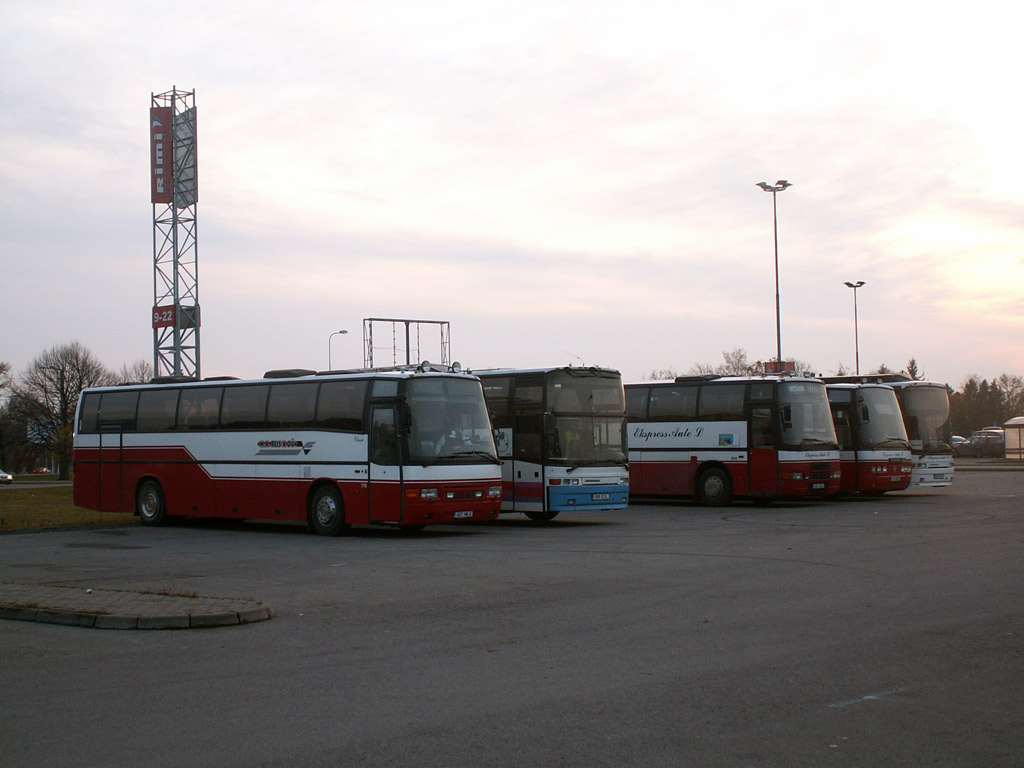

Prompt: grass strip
[{"left": 0, "top": 486, "right": 136, "bottom": 532}]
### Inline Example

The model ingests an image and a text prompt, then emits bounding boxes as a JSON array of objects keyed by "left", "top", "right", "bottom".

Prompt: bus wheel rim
[{"left": 315, "top": 495, "right": 338, "bottom": 526}]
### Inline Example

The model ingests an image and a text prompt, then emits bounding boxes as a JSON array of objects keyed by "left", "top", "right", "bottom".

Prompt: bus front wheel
[
  {"left": 136, "top": 480, "right": 167, "bottom": 526},
  {"left": 309, "top": 485, "right": 350, "bottom": 536},
  {"left": 697, "top": 468, "right": 732, "bottom": 507}
]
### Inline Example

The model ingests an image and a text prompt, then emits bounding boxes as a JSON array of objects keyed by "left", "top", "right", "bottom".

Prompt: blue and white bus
[{"left": 476, "top": 367, "right": 629, "bottom": 520}]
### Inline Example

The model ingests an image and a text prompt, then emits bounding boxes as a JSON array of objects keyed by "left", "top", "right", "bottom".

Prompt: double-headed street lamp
[
  {"left": 328, "top": 329, "right": 348, "bottom": 369},
  {"left": 756, "top": 180, "right": 792, "bottom": 372},
  {"left": 843, "top": 281, "right": 866, "bottom": 374}
]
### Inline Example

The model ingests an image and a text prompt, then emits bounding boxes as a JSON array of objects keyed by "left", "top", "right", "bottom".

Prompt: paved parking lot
[{"left": 2, "top": 470, "right": 1022, "bottom": 767}]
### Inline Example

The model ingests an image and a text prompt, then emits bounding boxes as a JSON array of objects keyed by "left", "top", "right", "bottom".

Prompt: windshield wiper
[
  {"left": 799, "top": 438, "right": 837, "bottom": 449},
  {"left": 869, "top": 437, "right": 911, "bottom": 450},
  {"left": 422, "top": 450, "right": 501, "bottom": 466}
]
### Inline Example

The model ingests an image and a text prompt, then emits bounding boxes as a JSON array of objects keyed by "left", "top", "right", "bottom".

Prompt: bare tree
[
  {"left": 115, "top": 359, "right": 154, "bottom": 385},
  {"left": 690, "top": 348, "right": 757, "bottom": 376},
  {"left": 644, "top": 368, "right": 679, "bottom": 381},
  {"left": 10, "top": 342, "right": 112, "bottom": 479}
]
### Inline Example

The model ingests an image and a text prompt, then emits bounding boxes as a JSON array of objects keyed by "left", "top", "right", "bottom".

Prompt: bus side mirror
[
  {"left": 543, "top": 412, "right": 556, "bottom": 435},
  {"left": 781, "top": 404, "right": 793, "bottom": 430},
  {"left": 861, "top": 406, "right": 870, "bottom": 423}
]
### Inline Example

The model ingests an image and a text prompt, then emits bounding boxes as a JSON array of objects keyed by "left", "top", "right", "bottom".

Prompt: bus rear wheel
[
  {"left": 136, "top": 480, "right": 167, "bottom": 526},
  {"left": 697, "top": 468, "right": 732, "bottom": 507},
  {"left": 309, "top": 485, "right": 350, "bottom": 536}
]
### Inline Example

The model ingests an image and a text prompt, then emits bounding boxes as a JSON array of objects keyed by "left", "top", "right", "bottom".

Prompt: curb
[{"left": 0, "top": 583, "right": 274, "bottom": 630}]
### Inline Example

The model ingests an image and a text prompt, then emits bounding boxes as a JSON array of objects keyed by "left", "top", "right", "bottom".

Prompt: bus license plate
[
  {"left": 592, "top": 493, "right": 610, "bottom": 501},
  {"left": 453, "top": 510, "right": 473, "bottom": 519},
  {"left": 811, "top": 483, "right": 826, "bottom": 490}
]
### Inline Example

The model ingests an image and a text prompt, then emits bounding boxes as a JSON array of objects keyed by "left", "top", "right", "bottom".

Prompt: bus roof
[
  {"left": 473, "top": 366, "right": 621, "bottom": 378},
  {"left": 83, "top": 365, "right": 481, "bottom": 394},
  {"left": 626, "top": 374, "right": 825, "bottom": 386}
]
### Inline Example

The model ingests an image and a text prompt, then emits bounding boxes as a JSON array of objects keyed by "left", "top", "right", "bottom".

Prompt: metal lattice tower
[
  {"left": 150, "top": 87, "right": 200, "bottom": 379},
  {"left": 363, "top": 318, "right": 450, "bottom": 369}
]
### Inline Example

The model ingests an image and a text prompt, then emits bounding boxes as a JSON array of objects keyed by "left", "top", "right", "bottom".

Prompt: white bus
[
  {"left": 825, "top": 375, "right": 953, "bottom": 488},
  {"left": 73, "top": 366, "right": 503, "bottom": 535},
  {"left": 476, "top": 367, "right": 629, "bottom": 520}
]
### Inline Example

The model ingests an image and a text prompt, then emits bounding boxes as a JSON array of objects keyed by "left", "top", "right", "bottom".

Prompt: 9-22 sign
[{"left": 152, "top": 305, "right": 177, "bottom": 329}]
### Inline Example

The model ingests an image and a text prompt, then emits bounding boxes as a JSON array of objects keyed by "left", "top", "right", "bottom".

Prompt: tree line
[
  {"left": 2, "top": 343, "right": 1021, "bottom": 479},
  {"left": 0, "top": 342, "right": 151, "bottom": 479}
]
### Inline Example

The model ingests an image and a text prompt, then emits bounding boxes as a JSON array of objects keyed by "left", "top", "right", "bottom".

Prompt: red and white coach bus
[
  {"left": 826, "top": 382, "right": 913, "bottom": 493},
  {"left": 625, "top": 375, "right": 841, "bottom": 506},
  {"left": 73, "top": 366, "right": 503, "bottom": 535},
  {"left": 824, "top": 375, "right": 953, "bottom": 488}
]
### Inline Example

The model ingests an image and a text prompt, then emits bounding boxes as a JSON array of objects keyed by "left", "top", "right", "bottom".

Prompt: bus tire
[
  {"left": 697, "top": 468, "right": 732, "bottom": 507},
  {"left": 136, "top": 479, "right": 167, "bottom": 526},
  {"left": 309, "top": 485, "right": 350, "bottom": 536},
  {"left": 524, "top": 510, "right": 559, "bottom": 522}
]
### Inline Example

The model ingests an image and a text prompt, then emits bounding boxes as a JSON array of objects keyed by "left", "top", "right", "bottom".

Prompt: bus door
[
  {"left": 368, "top": 405, "right": 402, "bottom": 523},
  {"left": 511, "top": 376, "right": 545, "bottom": 513},
  {"left": 98, "top": 425, "right": 125, "bottom": 513},
  {"left": 747, "top": 405, "right": 779, "bottom": 496}
]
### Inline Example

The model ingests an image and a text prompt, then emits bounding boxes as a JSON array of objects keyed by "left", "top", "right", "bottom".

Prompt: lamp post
[
  {"left": 328, "top": 330, "right": 348, "bottom": 369},
  {"left": 843, "top": 281, "right": 865, "bottom": 374},
  {"left": 756, "top": 180, "right": 792, "bottom": 372}
]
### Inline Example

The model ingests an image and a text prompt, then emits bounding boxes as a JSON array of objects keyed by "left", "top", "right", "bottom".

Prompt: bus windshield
[
  {"left": 548, "top": 416, "right": 626, "bottom": 464},
  {"left": 547, "top": 371, "right": 625, "bottom": 414},
  {"left": 779, "top": 381, "right": 839, "bottom": 450},
  {"left": 406, "top": 377, "right": 499, "bottom": 464},
  {"left": 898, "top": 386, "right": 952, "bottom": 454},
  {"left": 857, "top": 388, "right": 910, "bottom": 450},
  {"left": 547, "top": 371, "right": 626, "bottom": 465}
]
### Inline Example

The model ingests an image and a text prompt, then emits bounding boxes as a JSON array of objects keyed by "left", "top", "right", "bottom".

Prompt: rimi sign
[{"left": 149, "top": 106, "right": 173, "bottom": 204}]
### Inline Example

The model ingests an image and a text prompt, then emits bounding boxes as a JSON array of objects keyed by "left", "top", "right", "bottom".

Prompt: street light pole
[
  {"left": 328, "top": 329, "right": 348, "bottom": 369},
  {"left": 843, "top": 281, "right": 866, "bottom": 374},
  {"left": 756, "top": 180, "right": 792, "bottom": 372}
]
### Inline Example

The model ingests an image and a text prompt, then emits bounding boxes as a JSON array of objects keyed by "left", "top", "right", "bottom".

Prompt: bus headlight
[
  {"left": 488, "top": 486, "right": 502, "bottom": 498},
  {"left": 409, "top": 488, "right": 438, "bottom": 500}
]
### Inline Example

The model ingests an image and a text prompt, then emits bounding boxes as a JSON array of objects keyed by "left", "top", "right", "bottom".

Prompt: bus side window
[
  {"left": 514, "top": 413, "right": 544, "bottom": 462},
  {"left": 831, "top": 406, "right": 853, "bottom": 449},
  {"left": 98, "top": 390, "right": 140, "bottom": 432},
  {"left": 698, "top": 384, "right": 745, "bottom": 420},
  {"left": 625, "top": 387, "right": 649, "bottom": 419},
  {"left": 317, "top": 380, "right": 368, "bottom": 431},
  {"left": 220, "top": 385, "right": 269, "bottom": 430},
  {"left": 649, "top": 386, "right": 696, "bottom": 420},
  {"left": 137, "top": 388, "right": 180, "bottom": 431},
  {"left": 178, "top": 388, "right": 224, "bottom": 430},
  {"left": 483, "top": 378, "right": 511, "bottom": 428},
  {"left": 751, "top": 407, "right": 774, "bottom": 448},
  {"left": 78, "top": 393, "right": 102, "bottom": 433},
  {"left": 267, "top": 382, "right": 318, "bottom": 429},
  {"left": 371, "top": 408, "right": 400, "bottom": 465}
]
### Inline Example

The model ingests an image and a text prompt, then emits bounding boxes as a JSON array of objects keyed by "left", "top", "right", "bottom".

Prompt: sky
[{"left": 2, "top": 0, "right": 1023, "bottom": 390}]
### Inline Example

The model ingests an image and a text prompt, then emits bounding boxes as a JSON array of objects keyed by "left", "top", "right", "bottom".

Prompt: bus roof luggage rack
[
  {"left": 674, "top": 375, "right": 719, "bottom": 384},
  {"left": 264, "top": 369, "right": 317, "bottom": 379},
  {"left": 150, "top": 375, "right": 199, "bottom": 384},
  {"left": 823, "top": 374, "right": 912, "bottom": 385}
]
